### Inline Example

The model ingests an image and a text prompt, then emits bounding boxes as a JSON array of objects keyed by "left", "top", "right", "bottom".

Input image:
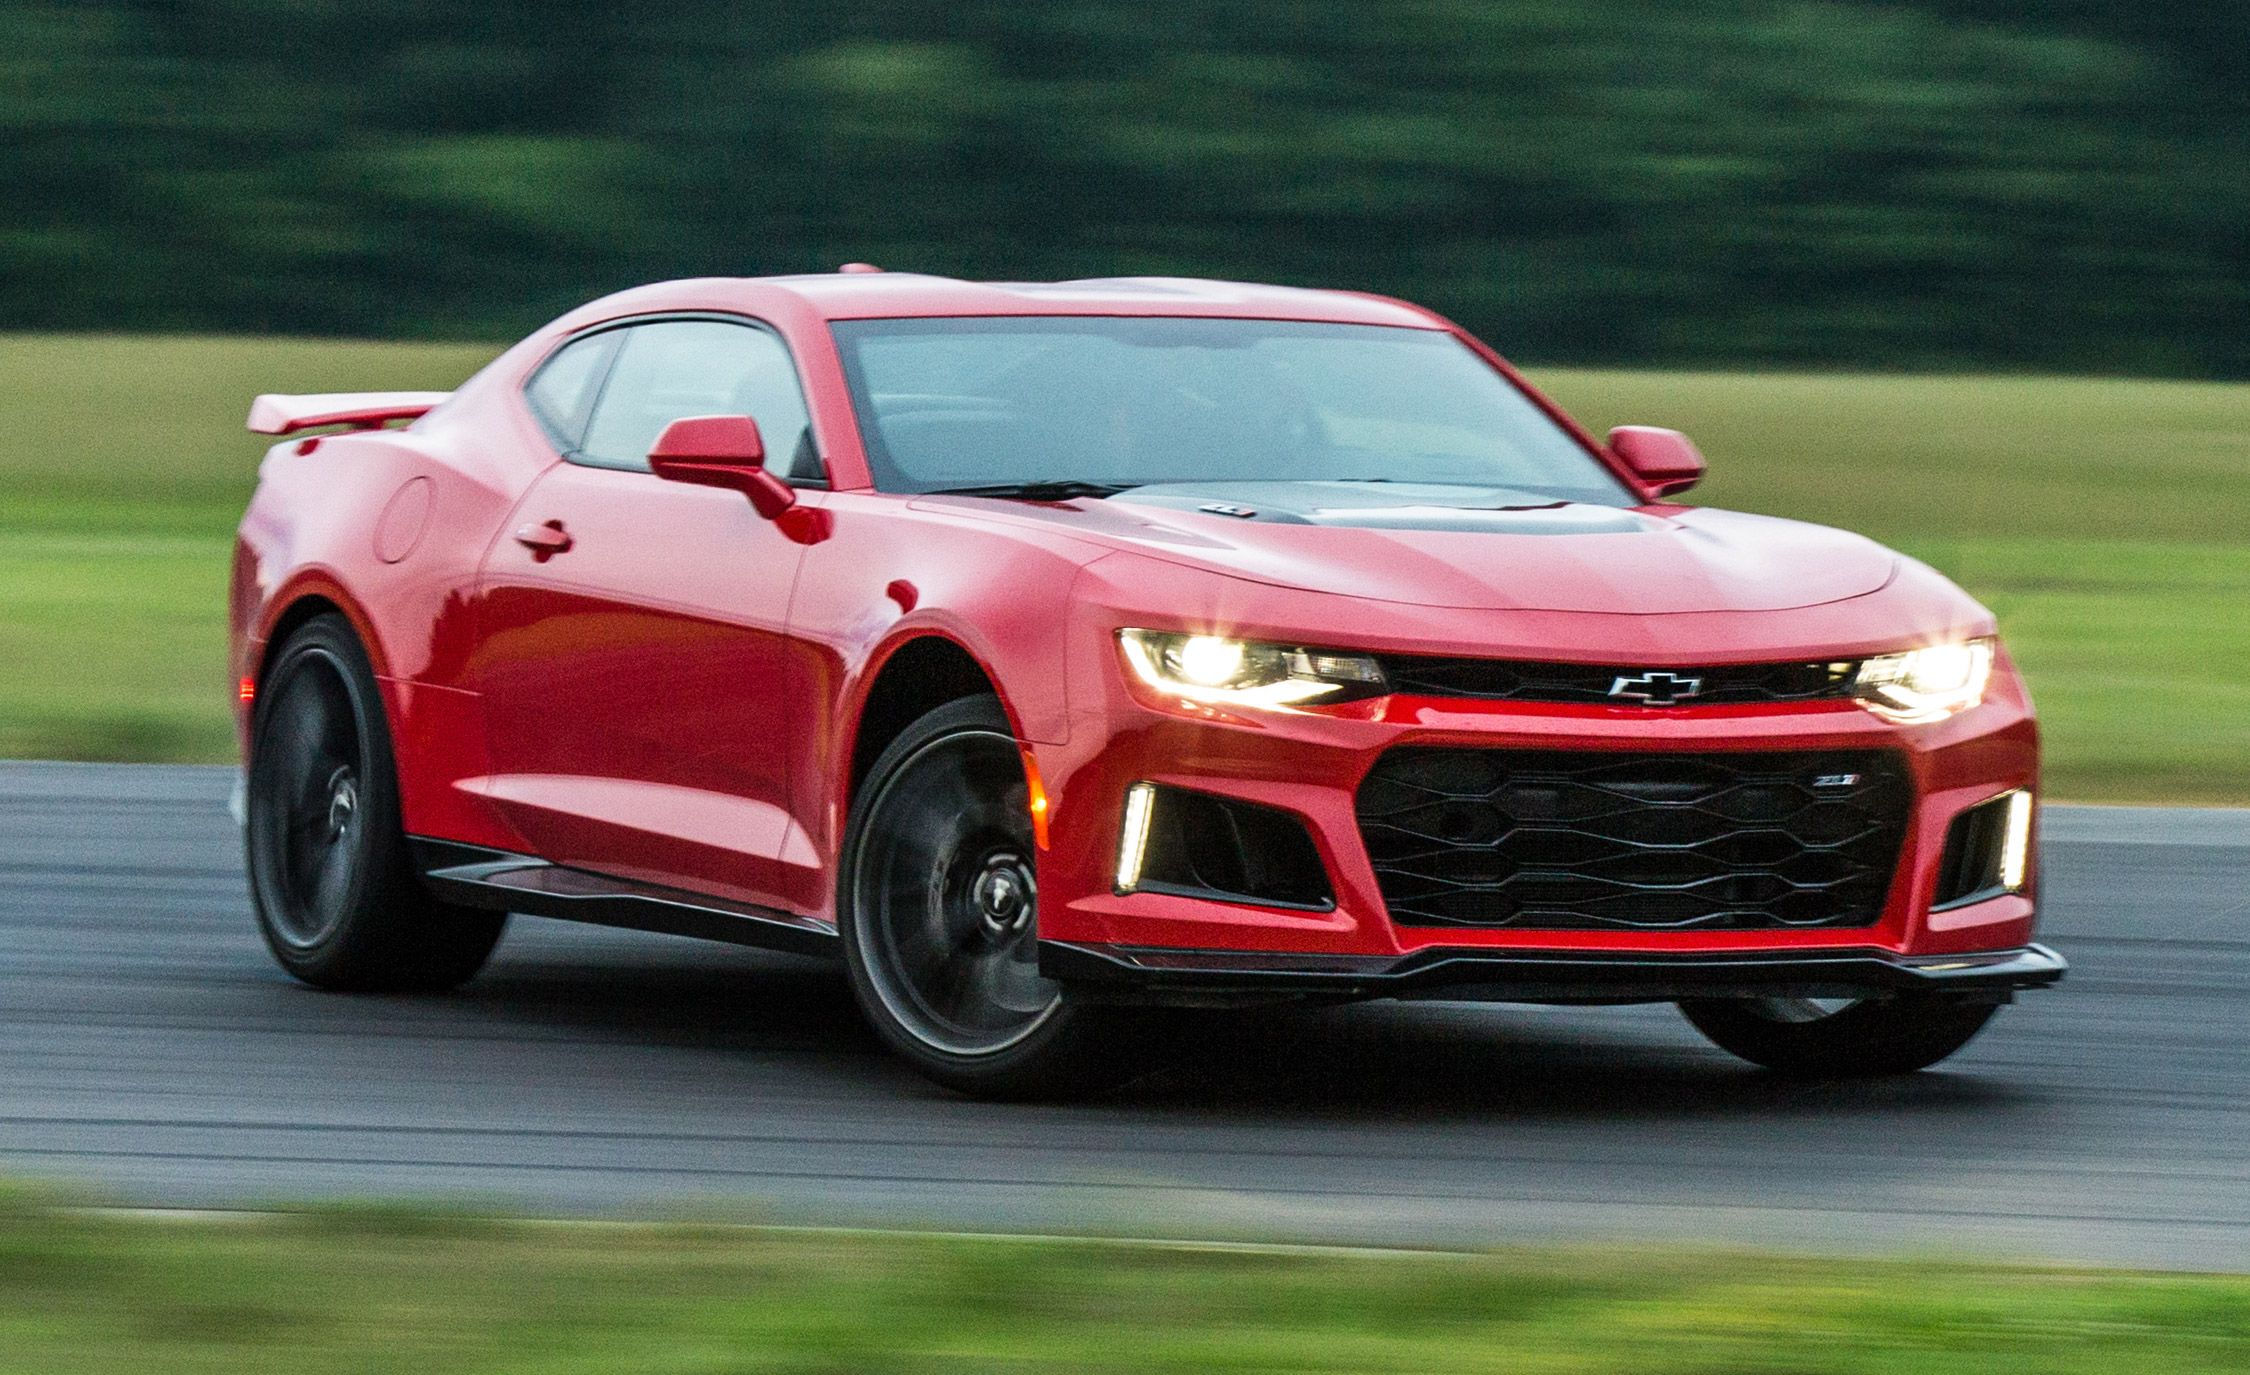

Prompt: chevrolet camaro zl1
[{"left": 230, "top": 270, "right": 2063, "bottom": 1095}]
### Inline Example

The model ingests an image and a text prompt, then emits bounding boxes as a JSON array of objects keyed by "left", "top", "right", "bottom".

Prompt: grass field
[
  {"left": 3, "top": 1202, "right": 2248, "bottom": 1373},
  {"left": 0, "top": 334, "right": 2243, "bottom": 801}
]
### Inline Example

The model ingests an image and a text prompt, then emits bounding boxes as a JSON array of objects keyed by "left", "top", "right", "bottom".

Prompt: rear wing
[{"left": 246, "top": 391, "right": 450, "bottom": 436}]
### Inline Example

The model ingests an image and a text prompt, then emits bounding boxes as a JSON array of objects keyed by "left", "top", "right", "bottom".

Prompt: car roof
[{"left": 561, "top": 272, "right": 1449, "bottom": 330}]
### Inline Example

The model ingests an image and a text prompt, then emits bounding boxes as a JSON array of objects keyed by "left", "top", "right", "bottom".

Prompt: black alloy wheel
[
  {"left": 839, "top": 696, "right": 1134, "bottom": 1098},
  {"left": 245, "top": 614, "right": 504, "bottom": 990},
  {"left": 251, "top": 640, "right": 366, "bottom": 950}
]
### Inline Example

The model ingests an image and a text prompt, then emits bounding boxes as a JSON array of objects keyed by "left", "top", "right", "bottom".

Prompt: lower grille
[{"left": 1356, "top": 748, "right": 1911, "bottom": 930}]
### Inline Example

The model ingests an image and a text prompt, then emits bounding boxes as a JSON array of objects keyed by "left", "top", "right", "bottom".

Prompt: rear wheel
[
  {"left": 245, "top": 614, "right": 505, "bottom": 991},
  {"left": 839, "top": 697, "right": 1132, "bottom": 1098},
  {"left": 1679, "top": 993, "right": 2001, "bottom": 1076}
]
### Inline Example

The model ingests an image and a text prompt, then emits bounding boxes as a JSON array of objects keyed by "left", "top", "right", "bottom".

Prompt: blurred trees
[{"left": 1, "top": 1, "right": 2242, "bottom": 376}]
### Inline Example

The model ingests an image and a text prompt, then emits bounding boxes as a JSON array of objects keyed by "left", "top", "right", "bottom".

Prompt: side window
[
  {"left": 523, "top": 330, "right": 622, "bottom": 454},
  {"left": 576, "top": 320, "right": 821, "bottom": 480}
]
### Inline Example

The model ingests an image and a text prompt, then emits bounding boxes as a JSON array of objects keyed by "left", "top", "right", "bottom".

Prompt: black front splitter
[{"left": 1039, "top": 940, "right": 2067, "bottom": 1007}]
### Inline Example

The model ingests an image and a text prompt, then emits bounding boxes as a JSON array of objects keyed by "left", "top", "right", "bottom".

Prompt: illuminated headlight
[
  {"left": 1853, "top": 638, "right": 1995, "bottom": 724},
  {"left": 1116, "top": 630, "right": 1388, "bottom": 706}
]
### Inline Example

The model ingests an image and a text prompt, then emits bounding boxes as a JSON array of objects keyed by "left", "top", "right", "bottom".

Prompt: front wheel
[
  {"left": 1679, "top": 993, "right": 2001, "bottom": 1076},
  {"left": 838, "top": 697, "right": 1133, "bottom": 1099}
]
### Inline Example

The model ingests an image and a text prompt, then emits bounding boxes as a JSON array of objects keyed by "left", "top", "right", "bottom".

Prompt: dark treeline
[{"left": 4, "top": 1, "right": 2243, "bottom": 376}]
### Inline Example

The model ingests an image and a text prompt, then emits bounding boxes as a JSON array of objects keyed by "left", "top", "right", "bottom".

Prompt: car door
[{"left": 471, "top": 316, "right": 826, "bottom": 911}]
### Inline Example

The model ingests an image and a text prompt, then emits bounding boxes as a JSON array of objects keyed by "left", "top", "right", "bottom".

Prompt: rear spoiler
[{"left": 246, "top": 391, "right": 450, "bottom": 436}]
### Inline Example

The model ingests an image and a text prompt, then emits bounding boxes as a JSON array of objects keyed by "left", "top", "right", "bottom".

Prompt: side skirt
[{"left": 410, "top": 839, "right": 838, "bottom": 959}]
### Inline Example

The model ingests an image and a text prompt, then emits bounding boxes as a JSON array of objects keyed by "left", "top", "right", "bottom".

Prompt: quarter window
[
  {"left": 523, "top": 330, "right": 622, "bottom": 453},
  {"left": 576, "top": 320, "right": 820, "bottom": 480}
]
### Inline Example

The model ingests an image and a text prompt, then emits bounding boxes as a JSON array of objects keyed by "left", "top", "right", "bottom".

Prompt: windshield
[{"left": 830, "top": 316, "right": 1633, "bottom": 504}]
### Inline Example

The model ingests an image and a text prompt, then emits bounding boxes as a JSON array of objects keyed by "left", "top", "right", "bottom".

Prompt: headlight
[
  {"left": 1853, "top": 638, "right": 1995, "bottom": 724},
  {"left": 1117, "top": 629, "right": 1388, "bottom": 706}
]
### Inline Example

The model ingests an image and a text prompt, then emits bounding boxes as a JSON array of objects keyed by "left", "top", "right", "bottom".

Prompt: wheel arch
[
  {"left": 245, "top": 580, "right": 403, "bottom": 777},
  {"left": 259, "top": 594, "right": 347, "bottom": 680},
  {"left": 254, "top": 579, "right": 394, "bottom": 689},
  {"left": 845, "top": 631, "right": 1019, "bottom": 813}
]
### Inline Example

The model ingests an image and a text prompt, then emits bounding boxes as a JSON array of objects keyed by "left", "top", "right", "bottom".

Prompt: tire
[
  {"left": 838, "top": 696, "right": 1133, "bottom": 1099},
  {"left": 244, "top": 613, "right": 505, "bottom": 991},
  {"left": 1678, "top": 993, "right": 2001, "bottom": 1076}
]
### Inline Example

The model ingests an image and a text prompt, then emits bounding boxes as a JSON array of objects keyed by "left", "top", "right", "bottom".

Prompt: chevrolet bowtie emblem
[{"left": 1608, "top": 671, "right": 1704, "bottom": 705}]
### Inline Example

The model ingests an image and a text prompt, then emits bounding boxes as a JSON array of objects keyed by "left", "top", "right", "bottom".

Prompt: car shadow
[
  {"left": 1128, "top": 1002, "right": 2029, "bottom": 1122},
  {"left": 455, "top": 926, "right": 879, "bottom": 1056},
  {"left": 440, "top": 925, "right": 2038, "bottom": 1128}
]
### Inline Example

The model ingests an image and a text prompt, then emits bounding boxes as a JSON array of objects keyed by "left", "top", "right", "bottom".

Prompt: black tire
[
  {"left": 1679, "top": 993, "right": 2001, "bottom": 1076},
  {"left": 838, "top": 696, "right": 1134, "bottom": 1099},
  {"left": 244, "top": 614, "right": 505, "bottom": 991}
]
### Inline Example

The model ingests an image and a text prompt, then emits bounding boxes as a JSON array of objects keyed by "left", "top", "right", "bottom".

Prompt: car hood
[{"left": 920, "top": 481, "right": 1897, "bottom": 614}]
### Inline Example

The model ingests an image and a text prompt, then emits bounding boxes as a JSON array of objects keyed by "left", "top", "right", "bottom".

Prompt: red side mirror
[
  {"left": 1607, "top": 426, "right": 1706, "bottom": 499},
  {"left": 647, "top": 414, "right": 796, "bottom": 520}
]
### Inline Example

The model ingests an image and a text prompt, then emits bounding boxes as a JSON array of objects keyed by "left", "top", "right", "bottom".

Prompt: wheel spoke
[
  {"left": 306, "top": 835, "right": 355, "bottom": 925},
  {"left": 267, "top": 689, "right": 329, "bottom": 806},
  {"left": 882, "top": 826, "right": 947, "bottom": 889},
  {"left": 885, "top": 889, "right": 957, "bottom": 987},
  {"left": 922, "top": 947, "right": 987, "bottom": 1027},
  {"left": 285, "top": 806, "right": 328, "bottom": 894},
  {"left": 984, "top": 946, "right": 1052, "bottom": 1016}
]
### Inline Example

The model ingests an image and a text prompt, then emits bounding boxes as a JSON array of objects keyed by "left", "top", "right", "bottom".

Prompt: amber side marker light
[{"left": 1021, "top": 750, "right": 1052, "bottom": 851}]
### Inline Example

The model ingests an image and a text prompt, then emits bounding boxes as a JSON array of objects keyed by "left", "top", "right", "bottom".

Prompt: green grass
[
  {"left": 0, "top": 334, "right": 494, "bottom": 763},
  {"left": 3, "top": 1202, "right": 2248, "bottom": 1373},
  {"left": 0, "top": 335, "right": 2244, "bottom": 801}
]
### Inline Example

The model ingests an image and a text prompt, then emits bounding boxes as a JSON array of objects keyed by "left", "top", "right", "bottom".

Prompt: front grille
[
  {"left": 1376, "top": 655, "right": 1857, "bottom": 705},
  {"left": 1356, "top": 748, "right": 1911, "bottom": 930}
]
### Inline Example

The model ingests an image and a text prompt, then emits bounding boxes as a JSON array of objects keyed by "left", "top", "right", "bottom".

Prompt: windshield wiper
[{"left": 926, "top": 480, "right": 1139, "bottom": 502}]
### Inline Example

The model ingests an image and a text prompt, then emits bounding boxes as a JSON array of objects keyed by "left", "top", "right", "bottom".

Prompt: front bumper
[
  {"left": 1043, "top": 939, "right": 2067, "bottom": 1006},
  {"left": 1034, "top": 573, "right": 2047, "bottom": 971}
]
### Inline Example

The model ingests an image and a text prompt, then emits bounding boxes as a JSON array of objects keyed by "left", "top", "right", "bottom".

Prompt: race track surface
[{"left": 2, "top": 762, "right": 2245, "bottom": 1267}]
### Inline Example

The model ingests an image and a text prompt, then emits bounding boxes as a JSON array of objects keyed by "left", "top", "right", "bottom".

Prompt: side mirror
[
  {"left": 1607, "top": 425, "right": 1706, "bottom": 499},
  {"left": 647, "top": 414, "right": 796, "bottom": 520}
]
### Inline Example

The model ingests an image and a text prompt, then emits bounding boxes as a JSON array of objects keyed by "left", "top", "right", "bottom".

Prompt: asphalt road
[{"left": 3, "top": 761, "right": 2246, "bottom": 1268}]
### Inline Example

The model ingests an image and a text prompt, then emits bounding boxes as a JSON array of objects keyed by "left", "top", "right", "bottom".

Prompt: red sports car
[{"left": 230, "top": 270, "right": 2062, "bottom": 1096}]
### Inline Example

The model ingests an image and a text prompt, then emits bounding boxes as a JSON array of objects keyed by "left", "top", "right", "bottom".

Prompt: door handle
[{"left": 513, "top": 519, "right": 573, "bottom": 559}]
